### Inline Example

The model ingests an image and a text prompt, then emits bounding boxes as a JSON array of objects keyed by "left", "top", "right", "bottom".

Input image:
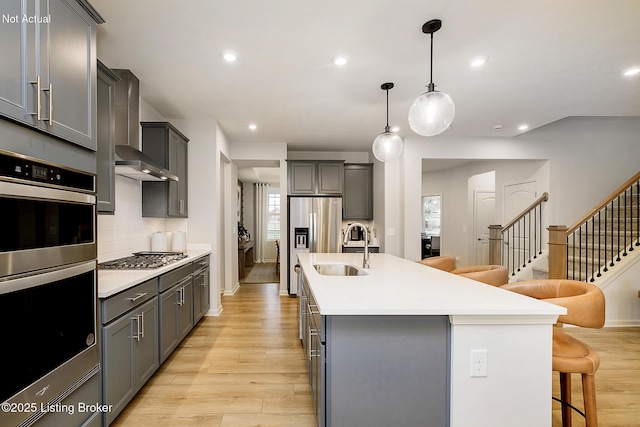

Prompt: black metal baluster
[
  {"left": 533, "top": 205, "right": 538, "bottom": 259},
  {"left": 521, "top": 215, "right": 527, "bottom": 268},
  {"left": 572, "top": 231, "right": 577, "bottom": 280},
  {"left": 616, "top": 197, "right": 622, "bottom": 262},
  {"left": 539, "top": 203, "right": 544, "bottom": 255},
  {"left": 597, "top": 211, "right": 602, "bottom": 278},
  {"left": 623, "top": 188, "right": 628, "bottom": 256},
  {"left": 590, "top": 217, "right": 595, "bottom": 282},
  {"left": 569, "top": 233, "right": 573, "bottom": 280},
  {"left": 636, "top": 180, "right": 640, "bottom": 247},
  {"left": 527, "top": 211, "right": 532, "bottom": 264},
  {"left": 604, "top": 202, "right": 609, "bottom": 272}
]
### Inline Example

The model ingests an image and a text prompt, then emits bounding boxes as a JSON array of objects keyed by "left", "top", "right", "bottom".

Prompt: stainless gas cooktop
[{"left": 99, "top": 252, "right": 188, "bottom": 270}]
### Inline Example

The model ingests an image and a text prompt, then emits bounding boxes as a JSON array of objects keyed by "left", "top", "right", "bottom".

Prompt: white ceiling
[{"left": 92, "top": 0, "right": 640, "bottom": 154}]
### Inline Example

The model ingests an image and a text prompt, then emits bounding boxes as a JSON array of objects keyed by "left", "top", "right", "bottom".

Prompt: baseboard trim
[
  {"left": 603, "top": 320, "right": 640, "bottom": 327},
  {"left": 223, "top": 282, "right": 240, "bottom": 296}
]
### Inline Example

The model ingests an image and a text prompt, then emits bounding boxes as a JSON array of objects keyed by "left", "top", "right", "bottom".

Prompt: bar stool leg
[
  {"left": 560, "top": 372, "right": 572, "bottom": 427},
  {"left": 582, "top": 373, "right": 598, "bottom": 427}
]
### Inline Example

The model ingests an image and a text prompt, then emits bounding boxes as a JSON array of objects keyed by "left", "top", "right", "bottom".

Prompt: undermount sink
[{"left": 313, "top": 263, "right": 368, "bottom": 276}]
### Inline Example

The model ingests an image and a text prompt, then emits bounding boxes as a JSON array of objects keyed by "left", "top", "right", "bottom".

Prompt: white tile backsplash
[{"left": 97, "top": 175, "right": 188, "bottom": 262}]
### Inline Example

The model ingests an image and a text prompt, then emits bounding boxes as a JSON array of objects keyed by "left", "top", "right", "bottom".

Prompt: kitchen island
[{"left": 297, "top": 252, "right": 565, "bottom": 427}]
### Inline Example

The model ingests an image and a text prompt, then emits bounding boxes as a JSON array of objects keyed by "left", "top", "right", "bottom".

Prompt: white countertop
[
  {"left": 98, "top": 250, "right": 211, "bottom": 298},
  {"left": 298, "top": 253, "right": 565, "bottom": 317}
]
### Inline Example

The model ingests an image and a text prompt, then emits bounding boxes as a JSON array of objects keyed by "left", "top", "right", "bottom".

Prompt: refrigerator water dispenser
[{"left": 294, "top": 228, "right": 309, "bottom": 248}]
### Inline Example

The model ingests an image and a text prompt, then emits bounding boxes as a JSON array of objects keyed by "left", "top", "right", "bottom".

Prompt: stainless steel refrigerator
[{"left": 288, "top": 197, "right": 342, "bottom": 294}]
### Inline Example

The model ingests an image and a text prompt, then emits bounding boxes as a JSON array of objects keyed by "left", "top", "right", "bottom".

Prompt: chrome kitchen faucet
[{"left": 343, "top": 222, "right": 370, "bottom": 268}]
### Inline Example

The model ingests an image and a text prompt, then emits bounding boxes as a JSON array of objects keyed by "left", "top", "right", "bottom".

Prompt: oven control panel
[{"left": 0, "top": 150, "right": 94, "bottom": 192}]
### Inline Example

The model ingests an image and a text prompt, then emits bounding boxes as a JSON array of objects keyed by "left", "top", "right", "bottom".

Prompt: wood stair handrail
[
  {"left": 501, "top": 192, "right": 549, "bottom": 232},
  {"left": 567, "top": 171, "right": 640, "bottom": 235}
]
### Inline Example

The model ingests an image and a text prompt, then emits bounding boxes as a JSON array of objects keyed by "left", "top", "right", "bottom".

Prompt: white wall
[
  {"left": 400, "top": 117, "right": 640, "bottom": 262},
  {"left": 170, "top": 118, "right": 229, "bottom": 314}
]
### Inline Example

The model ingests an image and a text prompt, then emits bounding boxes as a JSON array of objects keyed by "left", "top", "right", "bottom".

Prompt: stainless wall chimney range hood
[{"left": 112, "top": 69, "right": 178, "bottom": 182}]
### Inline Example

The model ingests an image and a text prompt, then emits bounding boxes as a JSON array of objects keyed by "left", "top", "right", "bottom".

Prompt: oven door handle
[
  {"left": 0, "top": 261, "right": 95, "bottom": 295},
  {"left": 0, "top": 180, "right": 95, "bottom": 204}
]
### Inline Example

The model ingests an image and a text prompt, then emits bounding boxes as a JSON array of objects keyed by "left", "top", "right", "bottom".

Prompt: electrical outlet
[{"left": 470, "top": 349, "right": 488, "bottom": 377}]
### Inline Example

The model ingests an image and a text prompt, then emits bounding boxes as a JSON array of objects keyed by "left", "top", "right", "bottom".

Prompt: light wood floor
[{"left": 112, "top": 283, "right": 640, "bottom": 427}]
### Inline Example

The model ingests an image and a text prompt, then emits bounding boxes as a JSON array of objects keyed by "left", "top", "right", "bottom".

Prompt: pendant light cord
[
  {"left": 429, "top": 31, "right": 435, "bottom": 91},
  {"left": 386, "top": 88, "right": 390, "bottom": 129}
]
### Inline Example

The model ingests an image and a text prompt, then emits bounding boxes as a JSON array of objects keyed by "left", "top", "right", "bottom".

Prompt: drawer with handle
[{"left": 101, "top": 278, "right": 157, "bottom": 324}]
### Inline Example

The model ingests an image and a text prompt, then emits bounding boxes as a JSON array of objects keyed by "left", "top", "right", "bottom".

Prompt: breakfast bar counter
[{"left": 297, "top": 252, "right": 565, "bottom": 427}]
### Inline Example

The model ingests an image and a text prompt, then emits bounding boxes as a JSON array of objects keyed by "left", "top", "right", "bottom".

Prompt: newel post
[
  {"left": 547, "top": 225, "right": 568, "bottom": 279},
  {"left": 489, "top": 225, "right": 503, "bottom": 266}
]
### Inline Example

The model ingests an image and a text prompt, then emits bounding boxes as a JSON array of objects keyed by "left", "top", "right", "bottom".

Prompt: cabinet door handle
[
  {"left": 43, "top": 83, "right": 53, "bottom": 126},
  {"left": 127, "top": 292, "right": 147, "bottom": 303},
  {"left": 308, "top": 329, "right": 318, "bottom": 359},
  {"left": 178, "top": 286, "right": 185, "bottom": 306},
  {"left": 140, "top": 311, "right": 145, "bottom": 339},
  {"left": 308, "top": 303, "right": 319, "bottom": 315},
  {"left": 30, "top": 76, "right": 42, "bottom": 121},
  {"left": 130, "top": 314, "right": 142, "bottom": 341}
]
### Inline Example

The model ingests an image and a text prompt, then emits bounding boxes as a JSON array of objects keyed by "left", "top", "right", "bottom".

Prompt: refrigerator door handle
[{"left": 309, "top": 212, "right": 316, "bottom": 252}]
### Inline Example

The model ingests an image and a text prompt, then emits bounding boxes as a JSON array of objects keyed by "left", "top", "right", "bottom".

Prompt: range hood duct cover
[
  {"left": 114, "top": 145, "right": 178, "bottom": 182},
  {"left": 112, "top": 69, "right": 177, "bottom": 182}
]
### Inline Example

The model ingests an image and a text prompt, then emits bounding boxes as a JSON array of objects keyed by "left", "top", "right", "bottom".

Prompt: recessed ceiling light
[
  {"left": 471, "top": 56, "right": 489, "bottom": 67},
  {"left": 248, "top": 124, "right": 257, "bottom": 130},
  {"left": 390, "top": 126, "right": 400, "bottom": 133},
  {"left": 332, "top": 55, "right": 348, "bottom": 66},
  {"left": 518, "top": 124, "right": 529, "bottom": 131},
  {"left": 623, "top": 67, "right": 640, "bottom": 76},
  {"left": 222, "top": 51, "right": 237, "bottom": 62}
]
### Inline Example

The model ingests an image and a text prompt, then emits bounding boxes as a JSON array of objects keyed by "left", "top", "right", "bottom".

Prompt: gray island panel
[{"left": 326, "top": 315, "right": 449, "bottom": 427}]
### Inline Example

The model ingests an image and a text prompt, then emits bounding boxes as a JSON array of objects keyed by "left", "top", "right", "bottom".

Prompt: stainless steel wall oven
[{"left": 0, "top": 150, "right": 99, "bottom": 427}]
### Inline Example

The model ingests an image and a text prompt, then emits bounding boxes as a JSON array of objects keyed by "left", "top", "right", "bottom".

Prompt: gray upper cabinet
[
  {"left": 288, "top": 161, "right": 343, "bottom": 195},
  {"left": 141, "top": 122, "right": 189, "bottom": 218},
  {"left": 343, "top": 163, "right": 373, "bottom": 219},
  {"left": 0, "top": 0, "right": 102, "bottom": 150},
  {"left": 96, "top": 61, "right": 119, "bottom": 214}
]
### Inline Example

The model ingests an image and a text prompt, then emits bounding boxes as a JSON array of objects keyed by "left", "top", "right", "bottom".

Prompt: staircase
[
  {"left": 550, "top": 172, "right": 640, "bottom": 282},
  {"left": 567, "top": 186, "right": 638, "bottom": 282}
]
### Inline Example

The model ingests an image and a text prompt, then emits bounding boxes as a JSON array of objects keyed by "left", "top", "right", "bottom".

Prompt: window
[
  {"left": 267, "top": 188, "right": 280, "bottom": 240},
  {"left": 422, "top": 195, "right": 441, "bottom": 236}
]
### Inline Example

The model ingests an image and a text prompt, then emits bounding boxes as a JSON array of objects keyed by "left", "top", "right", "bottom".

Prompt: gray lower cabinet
[
  {"left": 193, "top": 256, "right": 211, "bottom": 323},
  {"left": 97, "top": 61, "right": 119, "bottom": 213},
  {"left": 159, "top": 269, "right": 194, "bottom": 363},
  {"left": 0, "top": 0, "right": 101, "bottom": 150},
  {"left": 300, "top": 272, "right": 450, "bottom": 427},
  {"left": 343, "top": 163, "right": 373, "bottom": 219},
  {"left": 101, "top": 279, "right": 159, "bottom": 426}
]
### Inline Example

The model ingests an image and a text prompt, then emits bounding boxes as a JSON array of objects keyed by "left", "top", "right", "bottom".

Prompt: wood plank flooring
[
  {"left": 112, "top": 283, "right": 315, "bottom": 427},
  {"left": 112, "top": 282, "right": 640, "bottom": 426}
]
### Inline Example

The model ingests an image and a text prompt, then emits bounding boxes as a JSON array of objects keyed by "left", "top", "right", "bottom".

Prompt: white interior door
[
  {"left": 474, "top": 191, "right": 495, "bottom": 264},
  {"left": 504, "top": 181, "right": 537, "bottom": 222}
]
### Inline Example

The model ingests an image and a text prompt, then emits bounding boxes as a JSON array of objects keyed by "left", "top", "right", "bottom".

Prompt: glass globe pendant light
[
  {"left": 372, "top": 82, "right": 403, "bottom": 162},
  {"left": 408, "top": 19, "right": 455, "bottom": 137}
]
